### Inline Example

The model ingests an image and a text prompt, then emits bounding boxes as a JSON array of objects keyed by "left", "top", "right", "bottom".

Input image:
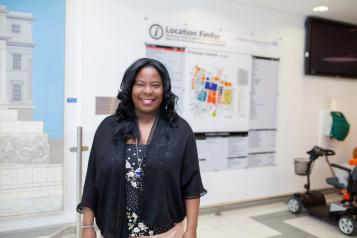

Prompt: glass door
[{"left": 0, "top": 1, "right": 75, "bottom": 236}]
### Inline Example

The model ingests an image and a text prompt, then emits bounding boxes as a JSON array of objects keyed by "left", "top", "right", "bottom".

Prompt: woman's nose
[{"left": 143, "top": 85, "right": 153, "bottom": 94}]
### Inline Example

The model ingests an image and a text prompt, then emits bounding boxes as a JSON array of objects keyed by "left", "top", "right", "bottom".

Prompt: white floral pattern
[
  {"left": 126, "top": 159, "right": 141, "bottom": 188},
  {"left": 127, "top": 211, "right": 151, "bottom": 236}
]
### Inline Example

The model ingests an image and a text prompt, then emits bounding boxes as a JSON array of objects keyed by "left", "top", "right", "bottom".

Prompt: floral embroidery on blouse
[
  {"left": 126, "top": 160, "right": 140, "bottom": 188},
  {"left": 127, "top": 211, "right": 153, "bottom": 236}
]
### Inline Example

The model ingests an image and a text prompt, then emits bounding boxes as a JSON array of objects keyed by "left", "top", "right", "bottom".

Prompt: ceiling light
[{"left": 313, "top": 6, "right": 329, "bottom": 12}]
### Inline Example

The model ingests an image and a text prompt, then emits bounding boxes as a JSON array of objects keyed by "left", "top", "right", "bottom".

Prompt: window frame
[
  {"left": 11, "top": 24, "right": 21, "bottom": 33},
  {"left": 13, "top": 53, "right": 22, "bottom": 70},
  {"left": 10, "top": 80, "right": 23, "bottom": 103}
]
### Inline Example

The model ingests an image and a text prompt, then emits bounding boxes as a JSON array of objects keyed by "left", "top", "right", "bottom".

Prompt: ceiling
[{"left": 232, "top": 0, "right": 357, "bottom": 24}]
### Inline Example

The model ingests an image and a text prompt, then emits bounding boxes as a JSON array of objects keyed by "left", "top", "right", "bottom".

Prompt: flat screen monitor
[{"left": 305, "top": 17, "right": 357, "bottom": 79}]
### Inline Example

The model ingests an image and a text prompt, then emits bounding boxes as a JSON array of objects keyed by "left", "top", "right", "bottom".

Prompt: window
[
  {"left": 11, "top": 24, "right": 21, "bottom": 33},
  {"left": 13, "top": 54, "right": 21, "bottom": 70},
  {"left": 12, "top": 83, "right": 22, "bottom": 102}
]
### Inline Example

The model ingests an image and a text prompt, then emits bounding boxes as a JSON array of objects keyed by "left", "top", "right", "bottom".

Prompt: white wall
[
  {"left": 3, "top": 0, "right": 356, "bottom": 233},
  {"left": 77, "top": 0, "right": 357, "bottom": 207}
]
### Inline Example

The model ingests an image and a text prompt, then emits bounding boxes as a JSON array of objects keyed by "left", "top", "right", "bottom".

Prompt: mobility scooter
[{"left": 287, "top": 146, "right": 357, "bottom": 236}]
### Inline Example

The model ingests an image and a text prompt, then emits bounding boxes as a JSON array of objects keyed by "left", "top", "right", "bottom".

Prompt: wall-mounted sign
[
  {"left": 146, "top": 22, "right": 226, "bottom": 47},
  {"left": 145, "top": 20, "right": 282, "bottom": 58},
  {"left": 95, "top": 96, "right": 119, "bottom": 115}
]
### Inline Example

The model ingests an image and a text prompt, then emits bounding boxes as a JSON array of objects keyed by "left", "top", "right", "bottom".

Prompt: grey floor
[{"left": 198, "top": 193, "right": 347, "bottom": 238}]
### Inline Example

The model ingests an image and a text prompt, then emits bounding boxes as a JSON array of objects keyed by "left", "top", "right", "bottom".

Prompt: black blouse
[
  {"left": 125, "top": 144, "right": 172, "bottom": 236},
  {"left": 77, "top": 114, "right": 207, "bottom": 238}
]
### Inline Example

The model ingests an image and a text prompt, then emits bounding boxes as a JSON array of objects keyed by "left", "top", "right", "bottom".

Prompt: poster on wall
[
  {"left": 0, "top": 0, "right": 65, "bottom": 218},
  {"left": 196, "top": 136, "right": 229, "bottom": 172},
  {"left": 247, "top": 57, "right": 279, "bottom": 168},
  {"left": 183, "top": 48, "right": 252, "bottom": 132},
  {"left": 227, "top": 135, "right": 249, "bottom": 169},
  {"left": 249, "top": 57, "right": 279, "bottom": 130},
  {"left": 146, "top": 45, "right": 252, "bottom": 132}
]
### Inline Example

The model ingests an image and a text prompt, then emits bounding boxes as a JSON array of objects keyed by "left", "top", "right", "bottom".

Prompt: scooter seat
[{"left": 326, "top": 177, "right": 346, "bottom": 189}]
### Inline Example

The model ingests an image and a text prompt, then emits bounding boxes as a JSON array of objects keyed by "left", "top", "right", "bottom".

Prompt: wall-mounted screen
[{"left": 305, "top": 17, "right": 357, "bottom": 79}]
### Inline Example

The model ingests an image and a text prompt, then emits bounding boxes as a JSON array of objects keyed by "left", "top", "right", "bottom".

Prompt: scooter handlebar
[
  {"left": 325, "top": 149, "right": 335, "bottom": 156},
  {"left": 331, "top": 163, "right": 351, "bottom": 173},
  {"left": 307, "top": 146, "right": 335, "bottom": 159}
]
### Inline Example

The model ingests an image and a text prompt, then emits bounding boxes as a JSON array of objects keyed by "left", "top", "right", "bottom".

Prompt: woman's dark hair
[{"left": 114, "top": 58, "right": 178, "bottom": 140}]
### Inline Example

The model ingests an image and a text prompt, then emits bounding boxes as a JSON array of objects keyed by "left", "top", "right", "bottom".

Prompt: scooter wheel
[
  {"left": 338, "top": 215, "right": 357, "bottom": 236},
  {"left": 287, "top": 196, "right": 302, "bottom": 214}
]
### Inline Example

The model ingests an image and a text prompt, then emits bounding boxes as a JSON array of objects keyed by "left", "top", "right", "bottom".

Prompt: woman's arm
[
  {"left": 82, "top": 207, "right": 96, "bottom": 238},
  {"left": 182, "top": 198, "right": 200, "bottom": 238}
]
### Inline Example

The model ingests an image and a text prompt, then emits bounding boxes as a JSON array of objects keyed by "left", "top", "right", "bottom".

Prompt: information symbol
[{"left": 149, "top": 24, "right": 164, "bottom": 40}]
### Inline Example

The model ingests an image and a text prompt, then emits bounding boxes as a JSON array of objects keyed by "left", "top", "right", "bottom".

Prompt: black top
[{"left": 77, "top": 114, "right": 207, "bottom": 238}]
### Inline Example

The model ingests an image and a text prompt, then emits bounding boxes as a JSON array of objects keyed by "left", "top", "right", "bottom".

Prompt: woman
[{"left": 78, "top": 58, "right": 207, "bottom": 238}]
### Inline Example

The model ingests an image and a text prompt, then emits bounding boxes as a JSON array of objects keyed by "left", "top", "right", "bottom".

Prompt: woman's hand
[
  {"left": 183, "top": 198, "right": 199, "bottom": 238},
  {"left": 82, "top": 207, "right": 96, "bottom": 238},
  {"left": 182, "top": 229, "right": 197, "bottom": 238},
  {"left": 82, "top": 228, "right": 96, "bottom": 238}
]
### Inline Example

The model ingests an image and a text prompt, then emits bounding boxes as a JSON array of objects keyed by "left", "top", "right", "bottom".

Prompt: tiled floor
[
  {"left": 197, "top": 193, "right": 348, "bottom": 238},
  {"left": 198, "top": 202, "right": 285, "bottom": 237}
]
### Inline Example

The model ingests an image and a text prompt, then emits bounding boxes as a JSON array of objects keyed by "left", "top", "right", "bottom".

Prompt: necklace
[
  {"left": 134, "top": 138, "right": 144, "bottom": 177},
  {"left": 134, "top": 114, "right": 159, "bottom": 178}
]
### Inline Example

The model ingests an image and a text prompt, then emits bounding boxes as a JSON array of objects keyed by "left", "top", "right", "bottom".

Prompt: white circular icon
[{"left": 149, "top": 24, "right": 164, "bottom": 40}]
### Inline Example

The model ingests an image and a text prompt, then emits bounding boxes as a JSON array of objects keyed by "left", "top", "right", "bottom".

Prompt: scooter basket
[{"left": 294, "top": 157, "right": 313, "bottom": 176}]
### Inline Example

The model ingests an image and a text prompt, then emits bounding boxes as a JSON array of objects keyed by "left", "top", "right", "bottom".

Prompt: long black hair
[{"left": 114, "top": 58, "right": 178, "bottom": 140}]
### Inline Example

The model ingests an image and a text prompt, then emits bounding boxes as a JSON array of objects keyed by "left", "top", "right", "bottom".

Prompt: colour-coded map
[
  {"left": 190, "top": 65, "right": 236, "bottom": 118},
  {"left": 184, "top": 49, "right": 251, "bottom": 132}
]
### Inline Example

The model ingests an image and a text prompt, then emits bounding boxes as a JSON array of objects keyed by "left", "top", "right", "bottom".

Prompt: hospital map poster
[{"left": 183, "top": 48, "right": 252, "bottom": 132}]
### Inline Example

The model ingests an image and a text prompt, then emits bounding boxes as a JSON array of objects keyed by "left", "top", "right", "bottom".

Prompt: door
[{"left": 0, "top": 0, "right": 78, "bottom": 235}]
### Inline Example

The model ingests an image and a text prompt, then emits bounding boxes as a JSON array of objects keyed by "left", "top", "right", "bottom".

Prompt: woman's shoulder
[
  {"left": 97, "top": 114, "right": 117, "bottom": 129},
  {"left": 93, "top": 114, "right": 119, "bottom": 137},
  {"left": 171, "top": 115, "right": 194, "bottom": 133},
  {"left": 102, "top": 114, "right": 117, "bottom": 124}
]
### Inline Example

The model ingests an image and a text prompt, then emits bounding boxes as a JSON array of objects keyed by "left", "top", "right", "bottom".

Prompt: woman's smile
[
  {"left": 141, "top": 98, "right": 156, "bottom": 105},
  {"left": 132, "top": 66, "right": 163, "bottom": 115}
]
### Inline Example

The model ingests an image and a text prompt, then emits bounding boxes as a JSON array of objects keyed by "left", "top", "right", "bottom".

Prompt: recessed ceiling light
[{"left": 313, "top": 6, "right": 329, "bottom": 12}]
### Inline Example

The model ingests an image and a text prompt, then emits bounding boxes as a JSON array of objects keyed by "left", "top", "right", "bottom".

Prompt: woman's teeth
[{"left": 142, "top": 99, "right": 154, "bottom": 104}]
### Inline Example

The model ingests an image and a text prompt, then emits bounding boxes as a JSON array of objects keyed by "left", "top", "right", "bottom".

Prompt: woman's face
[{"left": 132, "top": 66, "right": 164, "bottom": 116}]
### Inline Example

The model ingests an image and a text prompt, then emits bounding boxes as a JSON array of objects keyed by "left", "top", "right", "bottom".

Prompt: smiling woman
[
  {"left": 131, "top": 67, "right": 164, "bottom": 117},
  {"left": 78, "top": 58, "right": 207, "bottom": 238}
]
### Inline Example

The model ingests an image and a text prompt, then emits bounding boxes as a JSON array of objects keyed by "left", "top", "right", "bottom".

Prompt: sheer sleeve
[
  {"left": 180, "top": 129, "right": 207, "bottom": 199},
  {"left": 76, "top": 140, "right": 98, "bottom": 214}
]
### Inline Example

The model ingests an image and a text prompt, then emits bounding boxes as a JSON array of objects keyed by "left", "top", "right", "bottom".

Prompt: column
[{"left": 0, "top": 40, "right": 8, "bottom": 108}]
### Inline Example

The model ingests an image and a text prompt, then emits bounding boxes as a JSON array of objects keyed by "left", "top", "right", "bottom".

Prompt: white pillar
[{"left": 0, "top": 40, "right": 8, "bottom": 108}]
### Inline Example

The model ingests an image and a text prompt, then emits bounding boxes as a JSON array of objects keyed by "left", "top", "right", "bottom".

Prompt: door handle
[
  {"left": 69, "top": 146, "right": 89, "bottom": 152},
  {"left": 70, "top": 127, "right": 88, "bottom": 238}
]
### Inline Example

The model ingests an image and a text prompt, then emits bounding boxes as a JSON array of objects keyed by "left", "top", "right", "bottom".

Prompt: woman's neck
[
  {"left": 135, "top": 110, "right": 158, "bottom": 125},
  {"left": 133, "top": 110, "right": 159, "bottom": 144}
]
